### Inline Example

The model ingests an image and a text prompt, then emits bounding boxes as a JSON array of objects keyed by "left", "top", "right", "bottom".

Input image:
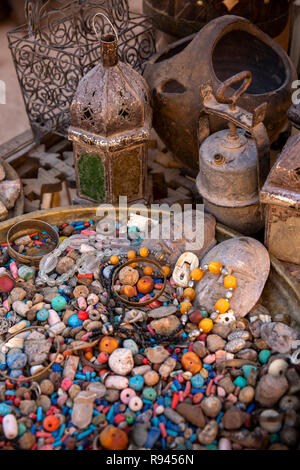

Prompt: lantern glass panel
[
  {"left": 77, "top": 152, "right": 106, "bottom": 201},
  {"left": 112, "top": 147, "right": 142, "bottom": 203}
]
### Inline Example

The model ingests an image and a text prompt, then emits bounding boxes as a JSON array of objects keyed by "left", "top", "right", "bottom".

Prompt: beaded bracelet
[{"left": 178, "top": 261, "right": 237, "bottom": 339}]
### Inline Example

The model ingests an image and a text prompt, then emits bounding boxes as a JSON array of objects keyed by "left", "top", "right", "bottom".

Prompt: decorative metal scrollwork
[{"left": 8, "top": 0, "right": 156, "bottom": 139}]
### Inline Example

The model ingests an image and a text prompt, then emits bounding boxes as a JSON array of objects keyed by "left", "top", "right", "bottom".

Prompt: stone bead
[
  {"left": 123, "top": 339, "right": 139, "bottom": 355},
  {"left": 118, "top": 266, "right": 139, "bottom": 286},
  {"left": 2, "top": 414, "right": 18, "bottom": 439},
  {"left": 40, "top": 379, "right": 55, "bottom": 396},
  {"left": 108, "top": 348, "right": 134, "bottom": 376},
  {"left": 239, "top": 386, "right": 255, "bottom": 404},
  {"left": 255, "top": 374, "right": 289, "bottom": 407},
  {"left": 268, "top": 359, "right": 288, "bottom": 377},
  {"left": 258, "top": 349, "right": 272, "bottom": 364},
  {"left": 200, "top": 396, "right": 222, "bottom": 418},
  {"left": 7, "top": 348, "right": 27, "bottom": 369},
  {"left": 36, "top": 307, "right": 49, "bottom": 322},
  {"left": 18, "top": 431, "right": 36, "bottom": 450},
  {"left": 18, "top": 266, "right": 35, "bottom": 281},
  {"left": 176, "top": 403, "right": 205, "bottom": 428},
  {"left": 143, "top": 370, "right": 159, "bottom": 386},
  {"left": 198, "top": 420, "right": 218, "bottom": 445},
  {"left": 128, "top": 396, "right": 143, "bottom": 412}
]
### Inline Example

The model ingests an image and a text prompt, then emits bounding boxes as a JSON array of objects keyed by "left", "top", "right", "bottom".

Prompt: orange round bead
[
  {"left": 161, "top": 265, "right": 170, "bottom": 277},
  {"left": 190, "top": 268, "right": 204, "bottom": 281},
  {"left": 143, "top": 265, "right": 153, "bottom": 276},
  {"left": 129, "top": 262, "right": 137, "bottom": 268},
  {"left": 127, "top": 250, "right": 136, "bottom": 260},
  {"left": 43, "top": 415, "right": 60, "bottom": 432},
  {"left": 139, "top": 247, "right": 148, "bottom": 257},
  {"left": 137, "top": 276, "right": 154, "bottom": 294},
  {"left": 99, "top": 426, "right": 128, "bottom": 450},
  {"left": 99, "top": 336, "right": 119, "bottom": 354},
  {"left": 85, "top": 352, "right": 93, "bottom": 361},
  {"left": 110, "top": 255, "right": 119, "bottom": 265},
  {"left": 215, "top": 298, "right": 230, "bottom": 314},
  {"left": 181, "top": 351, "right": 202, "bottom": 375},
  {"left": 183, "top": 287, "right": 195, "bottom": 301},
  {"left": 121, "top": 285, "right": 135, "bottom": 298},
  {"left": 198, "top": 318, "right": 213, "bottom": 333},
  {"left": 180, "top": 301, "right": 192, "bottom": 314},
  {"left": 224, "top": 275, "right": 237, "bottom": 289},
  {"left": 208, "top": 261, "right": 223, "bottom": 274}
]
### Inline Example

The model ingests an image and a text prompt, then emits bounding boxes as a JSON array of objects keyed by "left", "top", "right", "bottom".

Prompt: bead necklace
[{"left": 178, "top": 261, "right": 237, "bottom": 335}]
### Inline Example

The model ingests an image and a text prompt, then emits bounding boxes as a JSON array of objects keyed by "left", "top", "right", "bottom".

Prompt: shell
[
  {"left": 195, "top": 237, "right": 270, "bottom": 317},
  {"left": 0, "top": 179, "right": 21, "bottom": 210}
]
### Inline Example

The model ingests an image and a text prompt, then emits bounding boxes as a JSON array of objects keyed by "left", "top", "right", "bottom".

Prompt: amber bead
[
  {"left": 99, "top": 426, "right": 128, "bottom": 450},
  {"left": 181, "top": 352, "right": 202, "bottom": 375},
  {"left": 215, "top": 298, "right": 230, "bottom": 314},
  {"left": 99, "top": 336, "right": 119, "bottom": 354},
  {"left": 224, "top": 275, "right": 237, "bottom": 289},
  {"left": 208, "top": 261, "right": 223, "bottom": 274}
]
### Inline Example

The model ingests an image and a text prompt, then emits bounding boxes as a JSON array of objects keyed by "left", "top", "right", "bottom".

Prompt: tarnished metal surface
[
  {"left": 196, "top": 72, "right": 269, "bottom": 235},
  {"left": 260, "top": 132, "right": 300, "bottom": 265},
  {"left": 69, "top": 20, "right": 151, "bottom": 205},
  {"left": 143, "top": 0, "right": 291, "bottom": 39},
  {"left": 7, "top": 0, "right": 156, "bottom": 140},
  {"left": 0, "top": 207, "right": 299, "bottom": 328},
  {"left": 144, "top": 15, "right": 296, "bottom": 170}
]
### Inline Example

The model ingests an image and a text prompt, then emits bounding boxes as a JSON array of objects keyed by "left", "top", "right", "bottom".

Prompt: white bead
[{"left": 226, "top": 290, "right": 233, "bottom": 299}]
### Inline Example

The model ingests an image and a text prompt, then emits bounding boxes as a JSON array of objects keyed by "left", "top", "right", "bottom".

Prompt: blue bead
[
  {"left": 129, "top": 375, "right": 144, "bottom": 391},
  {"left": 68, "top": 314, "right": 83, "bottom": 328},
  {"left": 144, "top": 427, "right": 160, "bottom": 448},
  {"left": 37, "top": 307, "right": 49, "bottom": 322},
  {"left": 191, "top": 373, "right": 205, "bottom": 388}
]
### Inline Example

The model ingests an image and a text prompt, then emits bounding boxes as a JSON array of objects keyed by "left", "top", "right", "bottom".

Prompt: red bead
[
  {"left": 114, "top": 414, "right": 125, "bottom": 426},
  {"left": 142, "top": 358, "right": 149, "bottom": 365},
  {"left": 78, "top": 310, "right": 89, "bottom": 320},
  {"left": 198, "top": 334, "right": 207, "bottom": 342},
  {"left": 98, "top": 352, "right": 109, "bottom": 364}
]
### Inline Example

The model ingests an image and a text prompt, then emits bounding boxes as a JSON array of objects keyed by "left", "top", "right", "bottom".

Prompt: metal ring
[
  {"left": 0, "top": 325, "right": 60, "bottom": 383},
  {"left": 92, "top": 12, "right": 119, "bottom": 43},
  {"left": 7, "top": 219, "right": 59, "bottom": 267},
  {"left": 111, "top": 257, "right": 167, "bottom": 307}
]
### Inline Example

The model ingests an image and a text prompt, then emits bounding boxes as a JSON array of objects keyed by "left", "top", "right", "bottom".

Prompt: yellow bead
[
  {"left": 110, "top": 255, "right": 119, "bottom": 265},
  {"left": 198, "top": 318, "right": 213, "bottom": 333},
  {"left": 183, "top": 287, "right": 195, "bottom": 301},
  {"left": 161, "top": 266, "right": 170, "bottom": 277},
  {"left": 190, "top": 268, "right": 204, "bottom": 281},
  {"left": 139, "top": 247, "right": 148, "bottom": 257},
  {"left": 143, "top": 265, "right": 153, "bottom": 276},
  {"left": 127, "top": 250, "right": 136, "bottom": 260},
  {"left": 180, "top": 301, "right": 192, "bottom": 314},
  {"left": 59, "top": 236, "right": 68, "bottom": 244},
  {"left": 208, "top": 261, "right": 223, "bottom": 274},
  {"left": 215, "top": 298, "right": 230, "bottom": 314},
  {"left": 224, "top": 275, "right": 237, "bottom": 289}
]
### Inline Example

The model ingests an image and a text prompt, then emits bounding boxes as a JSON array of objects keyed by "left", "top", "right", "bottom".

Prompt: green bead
[
  {"left": 233, "top": 376, "right": 247, "bottom": 388},
  {"left": 142, "top": 387, "right": 157, "bottom": 401},
  {"left": 270, "top": 433, "right": 280, "bottom": 444},
  {"left": 242, "top": 365, "right": 257, "bottom": 379},
  {"left": 51, "top": 295, "right": 67, "bottom": 311},
  {"left": 206, "top": 444, "right": 218, "bottom": 450},
  {"left": 126, "top": 415, "right": 134, "bottom": 425},
  {"left": 201, "top": 310, "right": 208, "bottom": 318},
  {"left": 259, "top": 349, "right": 272, "bottom": 364},
  {"left": 18, "top": 265, "right": 35, "bottom": 281},
  {"left": 18, "top": 422, "right": 27, "bottom": 437}
]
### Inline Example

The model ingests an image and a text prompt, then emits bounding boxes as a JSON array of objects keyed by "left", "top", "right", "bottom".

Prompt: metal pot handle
[{"left": 216, "top": 71, "right": 252, "bottom": 110}]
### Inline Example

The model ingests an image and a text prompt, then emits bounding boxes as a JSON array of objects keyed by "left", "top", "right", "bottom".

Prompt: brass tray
[{"left": 0, "top": 205, "right": 299, "bottom": 330}]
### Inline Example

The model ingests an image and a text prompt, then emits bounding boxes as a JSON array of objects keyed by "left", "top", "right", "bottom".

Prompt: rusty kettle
[
  {"left": 196, "top": 71, "right": 270, "bottom": 235},
  {"left": 144, "top": 15, "right": 296, "bottom": 170}
]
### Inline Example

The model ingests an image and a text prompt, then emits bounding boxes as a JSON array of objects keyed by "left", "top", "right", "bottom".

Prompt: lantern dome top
[{"left": 69, "top": 47, "right": 151, "bottom": 139}]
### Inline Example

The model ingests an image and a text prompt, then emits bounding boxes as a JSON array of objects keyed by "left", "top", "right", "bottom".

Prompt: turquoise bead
[
  {"left": 242, "top": 365, "right": 257, "bottom": 379},
  {"left": 7, "top": 348, "right": 27, "bottom": 370},
  {"left": 233, "top": 376, "right": 247, "bottom": 388},
  {"left": 142, "top": 387, "right": 157, "bottom": 401},
  {"left": 129, "top": 375, "right": 144, "bottom": 391},
  {"left": 191, "top": 373, "right": 205, "bottom": 388},
  {"left": 18, "top": 422, "right": 27, "bottom": 437},
  {"left": 259, "top": 349, "right": 271, "bottom": 364},
  {"left": 51, "top": 295, "right": 67, "bottom": 311},
  {"left": 68, "top": 314, "right": 83, "bottom": 328},
  {"left": 0, "top": 403, "right": 12, "bottom": 416},
  {"left": 37, "top": 307, "right": 49, "bottom": 321}
]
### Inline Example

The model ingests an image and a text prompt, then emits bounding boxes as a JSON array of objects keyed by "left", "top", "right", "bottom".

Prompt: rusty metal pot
[
  {"left": 143, "top": 0, "right": 291, "bottom": 39},
  {"left": 144, "top": 15, "right": 297, "bottom": 170}
]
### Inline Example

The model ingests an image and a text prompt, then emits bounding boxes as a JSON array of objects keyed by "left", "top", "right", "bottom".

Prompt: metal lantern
[
  {"left": 69, "top": 14, "right": 152, "bottom": 205},
  {"left": 196, "top": 71, "right": 270, "bottom": 235},
  {"left": 260, "top": 132, "right": 300, "bottom": 265}
]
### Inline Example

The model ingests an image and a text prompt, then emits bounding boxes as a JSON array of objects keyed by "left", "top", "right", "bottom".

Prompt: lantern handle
[{"left": 92, "top": 12, "right": 119, "bottom": 43}]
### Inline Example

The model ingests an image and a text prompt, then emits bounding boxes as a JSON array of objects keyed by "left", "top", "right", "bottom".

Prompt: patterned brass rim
[
  {"left": 7, "top": 219, "right": 59, "bottom": 267},
  {"left": 0, "top": 325, "right": 60, "bottom": 383},
  {"left": 111, "top": 256, "right": 167, "bottom": 307}
]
